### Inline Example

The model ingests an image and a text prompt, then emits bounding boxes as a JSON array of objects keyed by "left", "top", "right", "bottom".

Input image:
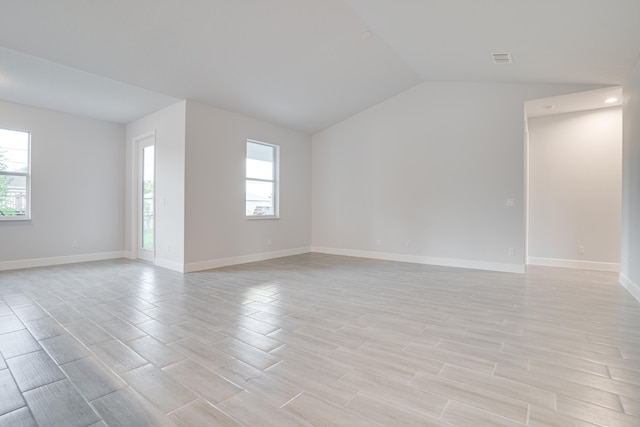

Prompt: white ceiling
[
  {"left": 0, "top": 0, "right": 639, "bottom": 134},
  {"left": 0, "top": 48, "right": 179, "bottom": 123},
  {"left": 525, "top": 87, "right": 623, "bottom": 119}
]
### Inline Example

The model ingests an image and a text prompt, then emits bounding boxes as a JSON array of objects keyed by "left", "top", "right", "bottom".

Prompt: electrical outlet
[
  {"left": 406, "top": 240, "right": 413, "bottom": 248},
  {"left": 506, "top": 198, "right": 515, "bottom": 207},
  {"left": 267, "top": 239, "right": 272, "bottom": 246},
  {"left": 578, "top": 245, "right": 585, "bottom": 255},
  {"left": 376, "top": 239, "right": 382, "bottom": 246},
  {"left": 508, "top": 248, "right": 515, "bottom": 256},
  {"left": 71, "top": 240, "right": 78, "bottom": 248}
]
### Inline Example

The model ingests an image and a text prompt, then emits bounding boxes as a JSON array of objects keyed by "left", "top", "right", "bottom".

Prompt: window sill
[{"left": 246, "top": 215, "right": 279, "bottom": 220}]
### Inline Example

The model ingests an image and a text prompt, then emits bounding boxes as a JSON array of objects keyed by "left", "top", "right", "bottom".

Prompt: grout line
[
  {"left": 337, "top": 367, "right": 354, "bottom": 382},
  {"left": 605, "top": 364, "right": 612, "bottom": 379},
  {"left": 279, "top": 391, "right": 304, "bottom": 409},
  {"left": 438, "top": 400, "right": 451, "bottom": 419},
  {"left": 615, "top": 394, "right": 626, "bottom": 415},
  {"left": 268, "top": 342, "right": 286, "bottom": 354},
  {"left": 341, "top": 390, "right": 360, "bottom": 408},
  {"left": 165, "top": 398, "right": 198, "bottom": 416}
]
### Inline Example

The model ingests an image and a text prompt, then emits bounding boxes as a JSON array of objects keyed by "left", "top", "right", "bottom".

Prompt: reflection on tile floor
[{"left": 0, "top": 253, "right": 639, "bottom": 426}]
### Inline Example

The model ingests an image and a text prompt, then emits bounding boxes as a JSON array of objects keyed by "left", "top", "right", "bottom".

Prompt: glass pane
[
  {"left": 246, "top": 142, "right": 274, "bottom": 180},
  {"left": 142, "top": 145, "right": 154, "bottom": 250},
  {"left": 0, "top": 128, "right": 29, "bottom": 173},
  {"left": 0, "top": 174, "right": 27, "bottom": 217},
  {"left": 246, "top": 180, "right": 274, "bottom": 216},
  {"left": 246, "top": 158, "right": 273, "bottom": 180}
]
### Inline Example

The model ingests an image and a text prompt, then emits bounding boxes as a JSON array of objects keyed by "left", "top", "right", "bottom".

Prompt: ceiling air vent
[{"left": 492, "top": 53, "right": 513, "bottom": 64}]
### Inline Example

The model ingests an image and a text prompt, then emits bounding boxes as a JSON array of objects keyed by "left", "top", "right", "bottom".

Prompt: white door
[{"left": 137, "top": 135, "right": 155, "bottom": 262}]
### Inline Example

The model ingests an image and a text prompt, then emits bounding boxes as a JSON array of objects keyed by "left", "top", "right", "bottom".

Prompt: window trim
[
  {"left": 246, "top": 139, "right": 279, "bottom": 219},
  {"left": 0, "top": 128, "right": 31, "bottom": 221}
]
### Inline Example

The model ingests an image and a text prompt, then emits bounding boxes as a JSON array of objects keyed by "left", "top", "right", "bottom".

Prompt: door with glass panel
[{"left": 137, "top": 135, "right": 155, "bottom": 262}]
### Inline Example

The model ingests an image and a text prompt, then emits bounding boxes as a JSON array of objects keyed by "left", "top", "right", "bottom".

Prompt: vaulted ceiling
[{"left": 1, "top": 0, "right": 639, "bottom": 134}]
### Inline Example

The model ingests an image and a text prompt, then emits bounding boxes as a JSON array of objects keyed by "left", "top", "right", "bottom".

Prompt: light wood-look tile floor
[{"left": 0, "top": 253, "right": 639, "bottom": 426}]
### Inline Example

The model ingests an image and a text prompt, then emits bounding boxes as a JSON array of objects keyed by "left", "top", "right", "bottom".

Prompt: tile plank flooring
[{"left": 0, "top": 253, "right": 639, "bottom": 426}]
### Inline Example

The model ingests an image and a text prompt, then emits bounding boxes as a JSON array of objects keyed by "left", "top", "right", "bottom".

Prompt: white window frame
[
  {"left": 0, "top": 128, "right": 31, "bottom": 221},
  {"left": 246, "top": 139, "right": 279, "bottom": 219}
]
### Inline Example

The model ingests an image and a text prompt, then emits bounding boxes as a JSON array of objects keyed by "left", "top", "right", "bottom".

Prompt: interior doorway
[
  {"left": 524, "top": 87, "right": 623, "bottom": 272},
  {"left": 136, "top": 133, "right": 156, "bottom": 262}
]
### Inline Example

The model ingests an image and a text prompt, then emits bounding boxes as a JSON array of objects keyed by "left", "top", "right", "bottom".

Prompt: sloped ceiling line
[{"left": 0, "top": 0, "right": 638, "bottom": 133}]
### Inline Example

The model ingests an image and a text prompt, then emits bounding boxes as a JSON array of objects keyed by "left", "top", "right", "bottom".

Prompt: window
[
  {"left": 0, "top": 128, "right": 30, "bottom": 220},
  {"left": 246, "top": 140, "right": 278, "bottom": 218}
]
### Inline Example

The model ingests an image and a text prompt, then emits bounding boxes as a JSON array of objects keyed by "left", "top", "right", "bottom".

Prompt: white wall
[
  {"left": 311, "top": 82, "right": 601, "bottom": 273},
  {"left": 621, "top": 59, "right": 640, "bottom": 301},
  {"left": 527, "top": 108, "right": 622, "bottom": 271},
  {"left": 125, "top": 101, "right": 186, "bottom": 271},
  {"left": 183, "top": 100, "right": 311, "bottom": 271},
  {"left": 0, "top": 100, "right": 125, "bottom": 269}
]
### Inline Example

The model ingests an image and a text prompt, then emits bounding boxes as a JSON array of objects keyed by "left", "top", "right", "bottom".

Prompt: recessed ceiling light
[
  {"left": 544, "top": 105, "right": 556, "bottom": 111},
  {"left": 361, "top": 31, "right": 372, "bottom": 40},
  {"left": 605, "top": 97, "right": 619, "bottom": 104}
]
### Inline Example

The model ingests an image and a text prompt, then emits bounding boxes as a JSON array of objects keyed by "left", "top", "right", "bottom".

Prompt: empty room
[{"left": 1, "top": 1, "right": 639, "bottom": 426}]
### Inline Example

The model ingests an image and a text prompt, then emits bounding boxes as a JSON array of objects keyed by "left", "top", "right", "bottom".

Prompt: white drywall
[
  {"left": 527, "top": 107, "right": 622, "bottom": 270},
  {"left": 183, "top": 100, "right": 311, "bottom": 271},
  {"left": 621, "top": 59, "right": 640, "bottom": 301},
  {"left": 311, "top": 81, "right": 602, "bottom": 272},
  {"left": 0, "top": 100, "right": 125, "bottom": 268},
  {"left": 125, "top": 101, "right": 186, "bottom": 271},
  {"left": 125, "top": 99, "right": 311, "bottom": 273}
]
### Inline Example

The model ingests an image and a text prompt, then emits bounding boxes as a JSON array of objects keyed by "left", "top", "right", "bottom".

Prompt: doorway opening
[{"left": 524, "top": 87, "right": 623, "bottom": 272}]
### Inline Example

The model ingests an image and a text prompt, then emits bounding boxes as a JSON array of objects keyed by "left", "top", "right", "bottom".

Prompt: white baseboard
[
  {"left": 527, "top": 257, "right": 620, "bottom": 272},
  {"left": 619, "top": 273, "right": 640, "bottom": 303},
  {"left": 310, "top": 247, "right": 525, "bottom": 274},
  {"left": 153, "top": 258, "right": 185, "bottom": 273},
  {"left": 184, "top": 247, "right": 311, "bottom": 273},
  {"left": 0, "top": 251, "right": 129, "bottom": 271}
]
